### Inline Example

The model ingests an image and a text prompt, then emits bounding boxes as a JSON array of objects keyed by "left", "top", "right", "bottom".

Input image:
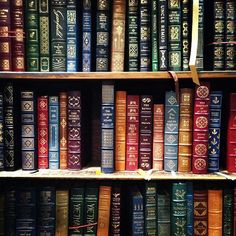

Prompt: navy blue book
[
  {"left": 16, "top": 188, "right": 37, "bottom": 235},
  {"left": 49, "top": 96, "right": 59, "bottom": 169},
  {"left": 0, "top": 92, "right": 3, "bottom": 170},
  {"left": 208, "top": 91, "right": 223, "bottom": 172},
  {"left": 38, "top": 187, "right": 56, "bottom": 235},
  {"left": 187, "top": 182, "right": 193, "bottom": 236}
]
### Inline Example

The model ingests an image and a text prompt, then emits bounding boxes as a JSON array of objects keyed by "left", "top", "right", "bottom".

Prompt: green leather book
[
  {"left": 223, "top": 189, "right": 233, "bottom": 236},
  {"left": 151, "top": 0, "right": 158, "bottom": 71}
]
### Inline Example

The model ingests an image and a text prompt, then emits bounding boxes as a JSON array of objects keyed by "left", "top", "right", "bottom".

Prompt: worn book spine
[
  {"left": 151, "top": 0, "right": 158, "bottom": 71},
  {"left": 0, "top": 93, "right": 3, "bottom": 170},
  {"left": 21, "top": 91, "right": 36, "bottom": 170},
  {"left": 59, "top": 92, "right": 67, "bottom": 169},
  {"left": 158, "top": 0, "right": 168, "bottom": 71},
  {"left": 208, "top": 91, "right": 222, "bottom": 172},
  {"left": 0, "top": 0, "right": 12, "bottom": 71},
  {"left": 115, "top": 91, "right": 126, "bottom": 171},
  {"left": 97, "top": 185, "right": 112, "bottom": 236},
  {"left": 178, "top": 88, "right": 194, "bottom": 172},
  {"left": 187, "top": 182, "right": 193, "bottom": 236},
  {"left": 25, "top": 0, "right": 39, "bottom": 71},
  {"left": 49, "top": 96, "right": 59, "bottom": 169},
  {"left": 68, "top": 91, "right": 82, "bottom": 170},
  {"left": 101, "top": 82, "right": 114, "bottom": 173},
  {"left": 139, "top": 95, "right": 153, "bottom": 170},
  {"left": 96, "top": 0, "right": 110, "bottom": 72},
  {"left": 126, "top": 95, "right": 139, "bottom": 171},
  {"left": 51, "top": 0, "right": 67, "bottom": 71},
  {"left": 152, "top": 104, "right": 164, "bottom": 170},
  {"left": 234, "top": 188, "right": 236, "bottom": 236},
  {"left": 38, "top": 187, "right": 56, "bottom": 235},
  {"left": 192, "top": 82, "right": 210, "bottom": 174},
  {"left": 164, "top": 91, "right": 179, "bottom": 172},
  {"left": 11, "top": 0, "right": 25, "bottom": 71},
  {"left": 111, "top": 0, "right": 126, "bottom": 71},
  {"left": 67, "top": 0, "right": 78, "bottom": 72},
  {"left": 56, "top": 190, "right": 69, "bottom": 236},
  {"left": 38, "top": 96, "right": 49, "bottom": 169},
  {"left": 39, "top": 0, "right": 50, "bottom": 72},
  {"left": 223, "top": 189, "right": 233, "bottom": 236},
  {"left": 208, "top": 189, "right": 223, "bottom": 236},
  {"left": 127, "top": 0, "right": 139, "bottom": 71}
]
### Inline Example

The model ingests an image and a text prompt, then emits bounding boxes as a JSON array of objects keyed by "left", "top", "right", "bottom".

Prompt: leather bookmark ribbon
[
  {"left": 69, "top": 222, "right": 98, "bottom": 230},
  {"left": 168, "top": 71, "right": 179, "bottom": 104}
]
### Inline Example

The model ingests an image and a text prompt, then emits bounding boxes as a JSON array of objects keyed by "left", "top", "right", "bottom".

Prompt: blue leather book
[
  {"left": 101, "top": 82, "right": 115, "bottom": 173},
  {"left": 0, "top": 92, "right": 3, "bottom": 170},
  {"left": 38, "top": 187, "right": 56, "bottom": 235},
  {"left": 49, "top": 96, "right": 59, "bottom": 169},
  {"left": 164, "top": 91, "right": 179, "bottom": 171},
  {"left": 208, "top": 91, "right": 222, "bottom": 172},
  {"left": 21, "top": 91, "right": 37, "bottom": 170},
  {"left": 16, "top": 188, "right": 37, "bottom": 235},
  {"left": 67, "top": 0, "right": 78, "bottom": 72},
  {"left": 82, "top": 0, "right": 92, "bottom": 72},
  {"left": 187, "top": 182, "right": 193, "bottom": 236}
]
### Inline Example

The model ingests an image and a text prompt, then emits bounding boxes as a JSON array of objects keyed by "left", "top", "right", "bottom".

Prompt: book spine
[
  {"left": 187, "top": 182, "right": 193, "bottom": 236},
  {"left": 182, "top": 0, "right": 190, "bottom": 71},
  {"left": 97, "top": 185, "right": 112, "bottom": 236},
  {"left": 59, "top": 92, "right": 68, "bottom": 169},
  {"left": 213, "top": 0, "right": 225, "bottom": 70},
  {"left": 194, "top": 190, "right": 208, "bottom": 236},
  {"left": 168, "top": 0, "right": 182, "bottom": 71},
  {"left": 51, "top": 0, "right": 67, "bottom": 71},
  {"left": 111, "top": 0, "right": 126, "bottom": 71},
  {"left": 115, "top": 91, "right": 126, "bottom": 171},
  {"left": 39, "top": 0, "right": 50, "bottom": 72},
  {"left": 223, "top": 189, "right": 233, "bottom": 236},
  {"left": 11, "top": 0, "right": 25, "bottom": 71},
  {"left": 178, "top": 88, "right": 194, "bottom": 172},
  {"left": 208, "top": 91, "right": 222, "bottom": 172},
  {"left": 139, "top": 95, "right": 153, "bottom": 170},
  {"left": 16, "top": 188, "right": 37, "bottom": 235},
  {"left": 67, "top": 0, "right": 78, "bottom": 72},
  {"left": 0, "top": 93, "right": 4, "bottom": 170},
  {"left": 208, "top": 190, "right": 223, "bottom": 235},
  {"left": 67, "top": 91, "right": 82, "bottom": 170},
  {"left": 0, "top": 193, "right": 4, "bottom": 236},
  {"left": 56, "top": 190, "right": 69, "bottom": 235},
  {"left": 0, "top": 0, "right": 12, "bottom": 71},
  {"left": 172, "top": 182, "right": 187, "bottom": 235},
  {"left": 158, "top": 0, "right": 168, "bottom": 71},
  {"left": 49, "top": 96, "right": 59, "bottom": 169},
  {"left": 101, "top": 82, "right": 115, "bottom": 173},
  {"left": 4, "top": 83, "right": 15, "bottom": 170},
  {"left": 21, "top": 91, "right": 36, "bottom": 170},
  {"left": 127, "top": 0, "right": 139, "bottom": 71},
  {"left": 37, "top": 96, "right": 49, "bottom": 169},
  {"left": 111, "top": 185, "right": 121, "bottom": 235},
  {"left": 84, "top": 186, "right": 98, "bottom": 235},
  {"left": 192, "top": 82, "right": 210, "bottom": 174},
  {"left": 82, "top": 0, "right": 92, "bottom": 72},
  {"left": 38, "top": 187, "right": 56, "bottom": 235},
  {"left": 152, "top": 104, "right": 164, "bottom": 170},
  {"left": 164, "top": 91, "right": 179, "bottom": 172},
  {"left": 151, "top": 0, "right": 158, "bottom": 71},
  {"left": 96, "top": 0, "right": 110, "bottom": 72},
  {"left": 69, "top": 187, "right": 84, "bottom": 235},
  {"left": 225, "top": 0, "right": 236, "bottom": 70},
  {"left": 234, "top": 188, "right": 236, "bottom": 236},
  {"left": 25, "top": 0, "right": 39, "bottom": 71},
  {"left": 126, "top": 95, "right": 139, "bottom": 171}
]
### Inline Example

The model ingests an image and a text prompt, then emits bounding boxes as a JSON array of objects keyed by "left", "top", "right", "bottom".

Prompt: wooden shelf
[
  {"left": 0, "top": 71, "right": 235, "bottom": 80},
  {"left": 0, "top": 167, "right": 232, "bottom": 180}
]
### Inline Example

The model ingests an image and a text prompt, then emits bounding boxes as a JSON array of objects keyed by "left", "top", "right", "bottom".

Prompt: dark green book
[
  {"left": 151, "top": 0, "right": 158, "bottom": 71},
  {"left": 223, "top": 189, "right": 233, "bottom": 236}
]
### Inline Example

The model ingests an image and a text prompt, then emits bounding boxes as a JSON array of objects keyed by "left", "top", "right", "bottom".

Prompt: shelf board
[
  {"left": 0, "top": 167, "right": 231, "bottom": 180},
  {"left": 0, "top": 71, "right": 235, "bottom": 79}
]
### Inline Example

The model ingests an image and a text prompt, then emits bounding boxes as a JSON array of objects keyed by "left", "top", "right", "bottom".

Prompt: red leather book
[
  {"left": 10, "top": 0, "right": 25, "bottom": 71},
  {"left": 227, "top": 93, "right": 236, "bottom": 172},
  {"left": 126, "top": 95, "right": 139, "bottom": 171},
  {"left": 152, "top": 104, "right": 164, "bottom": 170},
  {"left": 38, "top": 96, "right": 49, "bottom": 169},
  {"left": 192, "top": 82, "right": 210, "bottom": 174},
  {"left": 0, "top": 0, "right": 12, "bottom": 71}
]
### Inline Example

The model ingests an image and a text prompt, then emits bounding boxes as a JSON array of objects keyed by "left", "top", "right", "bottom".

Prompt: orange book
[
  {"left": 97, "top": 185, "right": 112, "bottom": 236},
  {"left": 115, "top": 91, "right": 126, "bottom": 171},
  {"left": 208, "top": 189, "right": 223, "bottom": 236}
]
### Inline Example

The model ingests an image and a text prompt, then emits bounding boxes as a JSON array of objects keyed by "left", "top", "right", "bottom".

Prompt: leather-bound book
[
  {"left": 0, "top": 92, "right": 3, "bottom": 170},
  {"left": 234, "top": 187, "right": 236, "bottom": 236},
  {"left": 151, "top": 0, "right": 158, "bottom": 71},
  {"left": 223, "top": 189, "right": 233, "bottom": 236}
]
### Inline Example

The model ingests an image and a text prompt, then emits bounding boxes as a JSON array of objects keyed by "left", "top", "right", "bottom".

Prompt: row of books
[
  {"left": 0, "top": 0, "right": 235, "bottom": 72},
  {"left": 0, "top": 181, "right": 235, "bottom": 236}
]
